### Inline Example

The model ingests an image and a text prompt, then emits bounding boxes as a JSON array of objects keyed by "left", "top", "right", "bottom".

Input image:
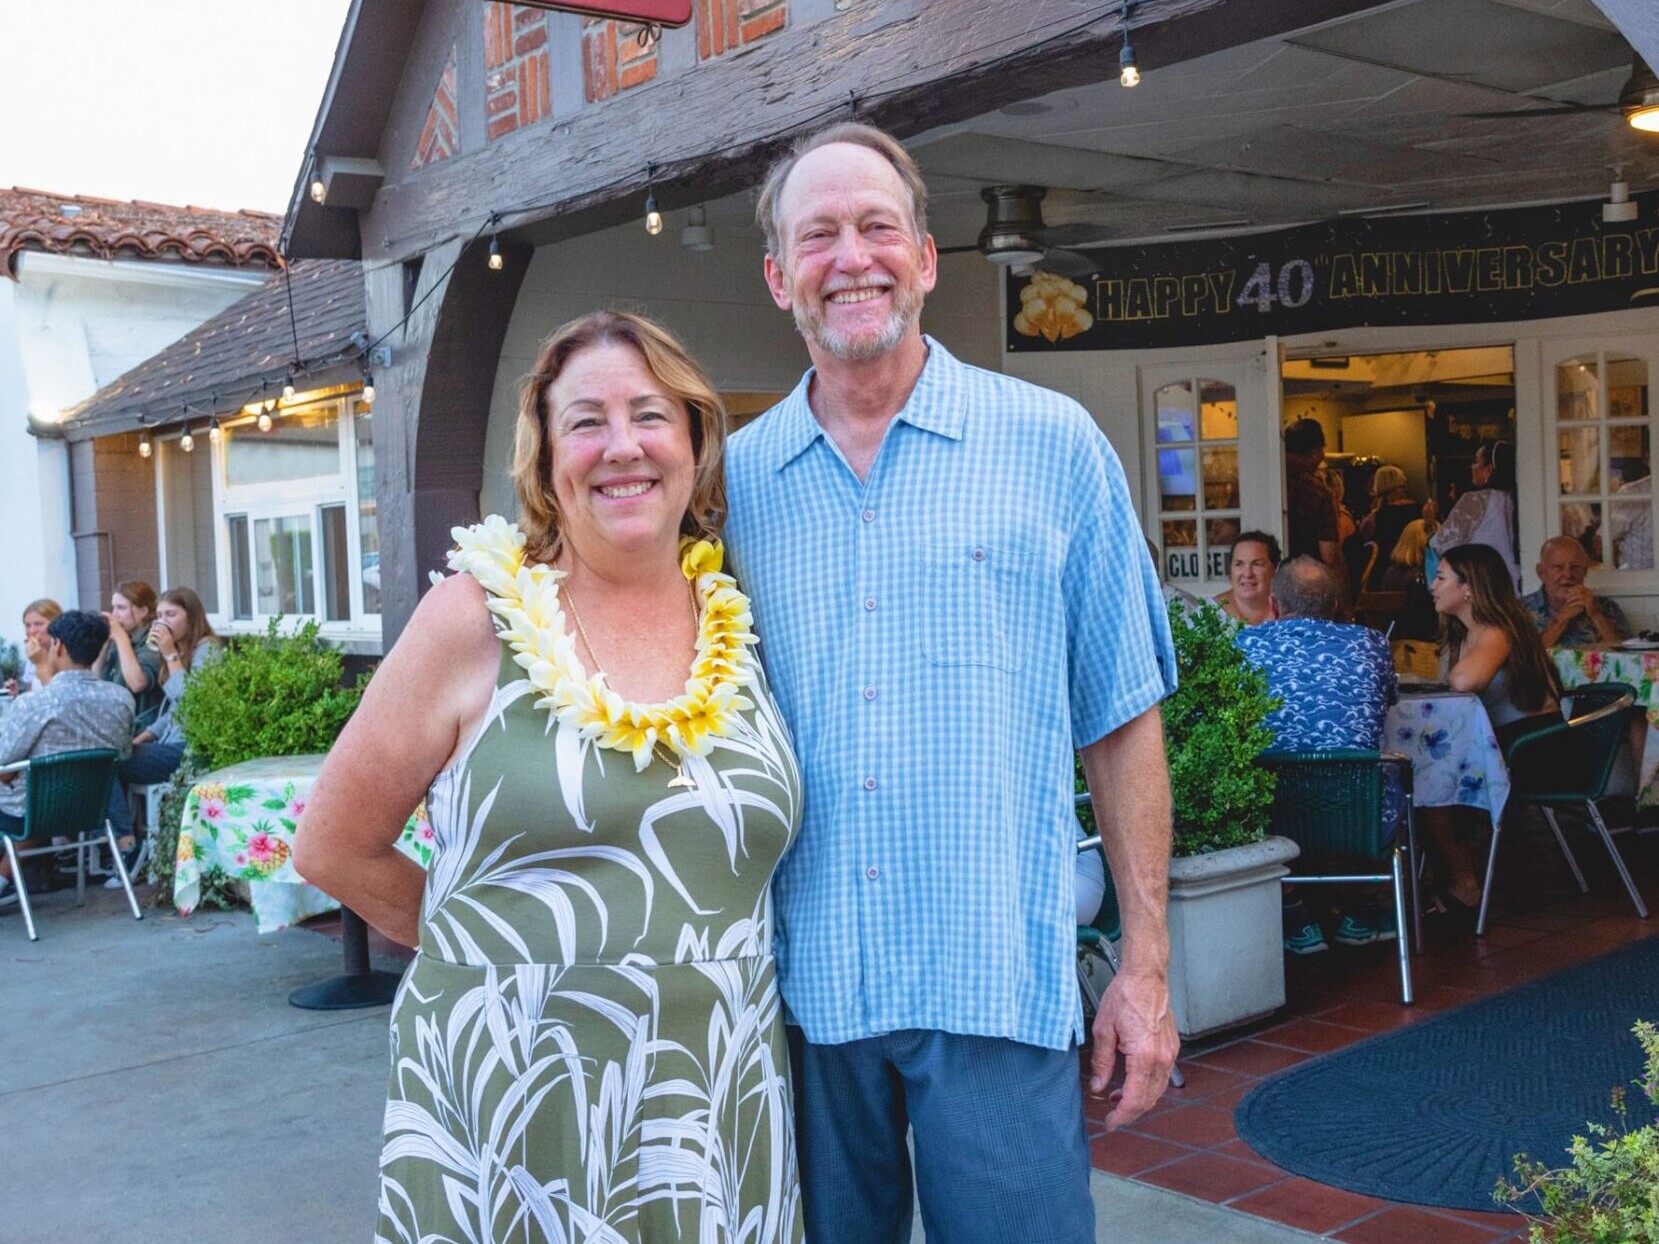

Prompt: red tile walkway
[{"left": 1083, "top": 823, "right": 1659, "bottom": 1242}]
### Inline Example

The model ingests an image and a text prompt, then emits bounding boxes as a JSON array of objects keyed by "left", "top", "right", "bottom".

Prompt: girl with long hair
[
  {"left": 1424, "top": 542, "right": 1562, "bottom": 911},
  {"left": 100, "top": 580, "right": 165, "bottom": 731}
]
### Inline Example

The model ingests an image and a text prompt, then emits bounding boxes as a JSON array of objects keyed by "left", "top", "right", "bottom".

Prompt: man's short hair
[
  {"left": 1538, "top": 534, "right": 1587, "bottom": 564},
  {"left": 1271, "top": 556, "right": 1341, "bottom": 621},
  {"left": 1283, "top": 418, "right": 1326, "bottom": 457},
  {"left": 754, "top": 121, "right": 929, "bottom": 260},
  {"left": 46, "top": 610, "right": 109, "bottom": 667}
]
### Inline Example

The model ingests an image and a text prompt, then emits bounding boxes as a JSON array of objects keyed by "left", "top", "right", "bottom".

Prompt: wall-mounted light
[
  {"left": 1118, "top": 1, "right": 1140, "bottom": 88},
  {"left": 681, "top": 204, "right": 714, "bottom": 251}
]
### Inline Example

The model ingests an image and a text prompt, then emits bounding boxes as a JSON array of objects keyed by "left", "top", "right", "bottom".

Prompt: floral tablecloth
[
  {"left": 1553, "top": 646, "right": 1659, "bottom": 805},
  {"left": 1384, "top": 690, "right": 1511, "bottom": 822},
  {"left": 174, "top": 753, "right": 432, "bottom": 933}
]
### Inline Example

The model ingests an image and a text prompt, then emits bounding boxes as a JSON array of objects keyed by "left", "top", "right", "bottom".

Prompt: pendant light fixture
[{"left": 1118, "top": 1, "right": 1140, "bottom": 88}]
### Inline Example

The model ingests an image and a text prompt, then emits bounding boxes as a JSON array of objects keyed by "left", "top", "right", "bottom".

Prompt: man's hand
[
  {"left": 1090, "top": 968, "right": 1179, "bottom": 1130},
  {"left": 1559, "top": 587, "right": 1594, "bottom": 619}
]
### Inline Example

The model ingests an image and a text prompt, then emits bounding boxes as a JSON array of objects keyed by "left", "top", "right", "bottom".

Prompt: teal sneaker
[
  {"left": 1284, "top": 921, "right": 1329, "bottom": 955},
  {"left": 1334, "top": 911, "right": 1398, "bottom": 946}
]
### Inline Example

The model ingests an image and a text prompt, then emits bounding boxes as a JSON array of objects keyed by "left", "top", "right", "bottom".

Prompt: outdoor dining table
[
  {"left": 1384, "top": 687, "right": 1512, "bottom": 823},
  {"left": 1553, "top": 644, "right": 1659, "bottom": 806},
  {"left": 173, "top": 753, "right": 432, "bottom": 1008}
]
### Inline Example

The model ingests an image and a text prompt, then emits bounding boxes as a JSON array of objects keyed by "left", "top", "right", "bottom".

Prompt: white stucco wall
[
  {"left": 0, "top": 252, "right": 265, "bottom": 647},
  {"left": 479, "top": 216, "right": 1002, "bottom": 519}
]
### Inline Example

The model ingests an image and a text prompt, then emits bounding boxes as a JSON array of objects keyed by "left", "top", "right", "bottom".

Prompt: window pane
[
  {"left": 254, "top": 516, "right": 315, "bottom": 616},
  {"left": 1201, "top": 446, "right": 1240, "bottom": 510},
  {"left": 224, "top": 406, "right": 341, "bottom": 487},
  {"left": 321, "top": 504, "right": 350, "bottom": 622},
  {"left": 1611, "top": 498, "right": 1654, "bottom": 571},
  {"left": 355, "top": 407, "right": 380, "bottom": 614},
  {"left": 1606, "top": 356, "right": 1649, "bottom": 419},
  {"left": 1558, "top": 427, "right": 1600, "bottom": 495},
  {"left": 1161, "top": 519, "right": 1199, "bottom": 581},
  {"left": 1159, "top": 447, "right": 1197, "bottom": 512},
  {"left": 1204, "top": 518, "right": 1240, "bottom": 579},
  {"left": 1198, "top": 381, "right": 1237, "bottom": 441},
  {"left": 1155, "top": 383, "right": 1196, "bottom": 444},
  {"left": 228, "top": 516, "right": 252, "bottom": 621},
  {"left": 160, "top": 438, "right": 218, "bottom": 613},
  {"left": 1560, "top": 503, "right": 1603, "bottom": 567},
  {"left": 1556, "top": 359, "right": 1597, "bottom": 421}
]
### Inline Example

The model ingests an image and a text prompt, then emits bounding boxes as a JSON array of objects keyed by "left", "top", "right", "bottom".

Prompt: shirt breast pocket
[{"left": 922, "top": 542, "right": 1032, "bottom": 673}]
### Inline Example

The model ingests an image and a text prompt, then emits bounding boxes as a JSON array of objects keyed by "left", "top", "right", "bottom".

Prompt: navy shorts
[{"left": 788, "top": 1026, "right": 1095, "bottom": 1244}]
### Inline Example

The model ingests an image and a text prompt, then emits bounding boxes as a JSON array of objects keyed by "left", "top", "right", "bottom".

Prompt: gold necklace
[{"left": 563, "top": 577, "right": 702, "bottom": 789}]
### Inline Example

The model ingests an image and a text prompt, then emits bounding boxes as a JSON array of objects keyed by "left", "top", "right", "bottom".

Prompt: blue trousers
[
  {"left": 788, "top": 1027, "right": 1095, "bottom": 1244},
  {"left": 107, "top": 742, "right": 184, "bottom": 837}
]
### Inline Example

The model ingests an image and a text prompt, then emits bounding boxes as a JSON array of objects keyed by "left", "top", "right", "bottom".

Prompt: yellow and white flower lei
[{"left": 446, "top": 515, "right": 758, "bottom": 771}]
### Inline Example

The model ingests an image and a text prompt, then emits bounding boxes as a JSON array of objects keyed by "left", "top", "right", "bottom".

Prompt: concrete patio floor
[{"left": 1, "top": 884, "right": 1321, "bottom": 1244}]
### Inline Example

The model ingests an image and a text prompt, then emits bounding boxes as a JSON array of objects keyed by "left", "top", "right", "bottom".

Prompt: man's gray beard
[{"left": 793, "top": 285, "right": 924, "bottom": 362}]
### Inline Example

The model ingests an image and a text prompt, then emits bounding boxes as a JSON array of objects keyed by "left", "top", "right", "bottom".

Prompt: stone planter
[{"left": 1166, "top": 835, "right": 1301, "bottom": 1040}]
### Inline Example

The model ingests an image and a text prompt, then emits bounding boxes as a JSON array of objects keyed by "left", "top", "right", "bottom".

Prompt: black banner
[{"left": 1006, "top": 193, "right": 1659, "bottom": 352}]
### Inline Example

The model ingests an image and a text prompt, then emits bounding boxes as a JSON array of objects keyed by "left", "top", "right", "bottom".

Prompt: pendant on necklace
[{"left": 668, "top": 770, "right": 696, "bottom": 790}]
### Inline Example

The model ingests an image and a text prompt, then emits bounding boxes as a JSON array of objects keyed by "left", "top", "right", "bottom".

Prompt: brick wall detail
[
  {"left": 411, "top": 45, "right": 459, "bottom": 169},
  {"left": 485, "top": 4, "right": 551, "bottom": 141},
  {"left": 696, "top": 0, "right": 786, "bottom": 61},
  {"left": 582, "top": 17, "right": 660, "bottom": 103}
]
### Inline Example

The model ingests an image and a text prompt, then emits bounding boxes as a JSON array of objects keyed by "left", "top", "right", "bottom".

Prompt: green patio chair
[
  {"left": 1256, "top": 749, "right": 1418, "bottom": 1006},
  {"left": 1479, "top": 683, "right": 1647, "bottom": 936},
  {"left": 1075, "top": 793, "right": 1184, "bottom": 1088},
  {"left": 0, "top": 748, "right": 143, "bottom": 942}
]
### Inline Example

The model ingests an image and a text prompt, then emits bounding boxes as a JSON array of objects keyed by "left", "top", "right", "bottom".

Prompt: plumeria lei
[{"left": 446, "top": 515, "right": 758, "bottom": 771}]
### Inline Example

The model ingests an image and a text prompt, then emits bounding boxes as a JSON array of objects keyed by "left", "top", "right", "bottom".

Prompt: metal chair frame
[
  {"left": 1256, "top": 750, "right": 1419, "bottom": 1006},
  {"left": 1479, "top": 686, "right": 1649, "bottom": 936},
  {"left": 0, "top": 749, "right": 143, "bottom": 942}
]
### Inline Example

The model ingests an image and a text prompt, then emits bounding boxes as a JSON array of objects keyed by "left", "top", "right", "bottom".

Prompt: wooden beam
[{"left": 350, "top": 0, "right": 1399, "bottom": 265}]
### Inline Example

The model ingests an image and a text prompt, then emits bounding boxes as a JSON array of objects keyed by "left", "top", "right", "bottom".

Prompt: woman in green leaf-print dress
[{"left": 294, "top": 312, "right": 802, "bottom": 1244}]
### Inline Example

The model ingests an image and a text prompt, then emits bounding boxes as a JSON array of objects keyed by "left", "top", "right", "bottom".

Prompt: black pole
[{"left": 288, "top": 906, "right": 403, "bottom": 1010}]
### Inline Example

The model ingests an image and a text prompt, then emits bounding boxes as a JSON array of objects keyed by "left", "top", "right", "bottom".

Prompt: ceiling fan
[
  {"left": 1459, "top": 52, "right": 1659, "bottom": 130},
  {"left": 937, "top": 185, "right": 1112, "bottom": 277}
]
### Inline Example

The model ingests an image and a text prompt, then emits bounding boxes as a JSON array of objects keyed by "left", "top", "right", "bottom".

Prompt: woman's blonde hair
[
  {"left": 21, "top": 599, "right": 61, "bottom": 624},
  {"left": 1392, "top": 519, "right": 1431, "bottom": 568},
  {"left": 158, "top": 586, "right": 220, "bottom": 670},
  {"left": 511, "top": 311, "right": 727, "bottom": 566}
]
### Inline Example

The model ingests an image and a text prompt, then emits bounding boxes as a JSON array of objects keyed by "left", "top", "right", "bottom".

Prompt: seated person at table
[
  {"left": 1237, "top": 557, "right": 1399, "bottom": 952},
  {"left": 99, "top": 580, "right": 165, "bottom": 733},
  {"left": 1522, "top": 536, "right": 1631, "bottom": 648},
  {"left": 0, "top": 611, "right": 135, "bottom": 905},
  {"left": 1426, "top": 543, "right": 1563, "bottom": 912},
  {"left": 3, "top": 599, "right": 62, "bottom": 697},
  {"left": 1214, "top": 531, "right": 1282, "bottom": 626}
]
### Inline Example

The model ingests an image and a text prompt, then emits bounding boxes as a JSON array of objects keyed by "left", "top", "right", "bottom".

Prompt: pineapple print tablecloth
[
  {"left": 1553, "top": 646, "right": 1659, "bottom": 806},
  {"left": 173, "top": 753, "right": 432, "bottom": 932}
]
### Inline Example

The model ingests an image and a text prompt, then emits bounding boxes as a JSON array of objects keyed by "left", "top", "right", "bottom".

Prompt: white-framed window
[
  {"left": 1551, "top": 351, "right": 1652, "bottom": 572},
  {"left": 205, "top": 394, "right": 381, "bottom": 640},
  {"left": 1153, "top": 377, "right": 1242, "bottom": 584}
]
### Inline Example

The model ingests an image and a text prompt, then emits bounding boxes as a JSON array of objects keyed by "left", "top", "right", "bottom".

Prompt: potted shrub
[{"left": 1079, "top": 599, "right": 1296, "bottom": 1038}]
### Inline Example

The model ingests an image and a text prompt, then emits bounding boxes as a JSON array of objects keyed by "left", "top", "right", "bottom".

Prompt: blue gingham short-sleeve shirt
[{"left": 724, "top": 338, "right": 1176, "bottom": 1051}]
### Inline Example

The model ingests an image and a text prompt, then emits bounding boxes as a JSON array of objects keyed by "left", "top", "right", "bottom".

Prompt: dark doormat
[{"left": 1235, "top": 933, "right": 1659, "bottom": 1211}]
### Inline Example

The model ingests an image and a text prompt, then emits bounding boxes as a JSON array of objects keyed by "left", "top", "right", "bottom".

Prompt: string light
[
  {"left": 362, "top": 374, "right": 376, "bottom": 404},
  {"left": 258, "top": 409, "right": 273, "bottom": 433},
  {"left": 282, "top": 371, "right": 296, "bottom": 401},
  {"left": 487, "top": 235, "right": 504, "bottom": 270},
  {"left": 180, "top": 428, "right": 195, "bottom": 453},
  {"left": 645, "top": 189, "right": 663, "bottom": 236},
  {"left": 138, "top": 432, "right": 152, "bottom": 459},
  {"left": 209, "top": 417, "right": 222, "bottom": 444},
  {"left": 1118, "top": 1, "right": 1139, "bottom": 88}
]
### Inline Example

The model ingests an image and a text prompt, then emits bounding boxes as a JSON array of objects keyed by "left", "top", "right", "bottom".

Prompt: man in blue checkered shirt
[{"left": 725, "top": 122, "right": 1179, "bottom": 1244}]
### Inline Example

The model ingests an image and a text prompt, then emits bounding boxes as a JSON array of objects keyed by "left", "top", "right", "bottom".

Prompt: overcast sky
[{"left": 5, "top": 0, "right": 353, "bottom": 214}]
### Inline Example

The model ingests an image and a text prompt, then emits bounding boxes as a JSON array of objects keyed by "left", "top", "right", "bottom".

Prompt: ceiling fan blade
[
  {"left": 1035, "top": 222, "right": 1114, "bottom": 248},
  {"left": 1459, "top": 103, "right": 1620, "bottom": 118},
  {"left": 936, "top": 243, "right": 982, "bottom": 255},
  {"left": 1040, "top": 248, "right": 1100, "bottom": 279}
]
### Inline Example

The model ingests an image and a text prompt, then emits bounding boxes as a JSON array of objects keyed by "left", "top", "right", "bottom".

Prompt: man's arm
[
  {"left": 0, "top": 697, "right": 46, "bottom": 780},
  {"left": 1080, "top": 705, "right": 1179, "bottom": 1131}
]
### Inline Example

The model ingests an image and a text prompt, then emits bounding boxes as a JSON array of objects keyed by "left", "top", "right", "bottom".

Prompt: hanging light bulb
[
  {"left": 1118, "top": 1, "right": 1139, "bottom": 88},
  {"left": 138, "top": 433, "right": 152, "bottom": 459},
  {"left": 309, "top": 178, "right": 327, "bottom": 204},
  {"left": 209, "top": 417, "right": 222, "bottom": 445},
  {"left": 644, "top": 188, "right": 663, "bottom": 236},
  {"left": 258, "top": 410, "right": 273, "bottom": 433},
  {"left": 487, "top": 235, "right": 504, "bottom": 270},
  {"left": 283, "top": 372, "right": 296, "bottom": 401},
  {"left": 181, "top": 428, "right": 196, "bottom": 453},
  {"left": 362, "top": 374, "right": 376, "bottom": 404}
]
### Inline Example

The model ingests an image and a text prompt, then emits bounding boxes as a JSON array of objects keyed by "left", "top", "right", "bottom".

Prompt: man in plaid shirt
[
  {"left": 0, "top": 610, "right": 133, "bottom": 905},
  {"left": 726, "top": 122, "right": 1178, "bottom": 1244}
]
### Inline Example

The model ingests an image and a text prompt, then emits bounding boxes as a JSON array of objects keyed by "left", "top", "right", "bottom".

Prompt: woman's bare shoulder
[{"left": 387, "top": 573, "right": 499, "bottom": 671}]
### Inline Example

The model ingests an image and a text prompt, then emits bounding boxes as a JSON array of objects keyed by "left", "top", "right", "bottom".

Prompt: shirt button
[
  {"left": 972, "top": 547, "right": 986, "bottom": 562},
  {"left": 866, "top": 866, "right": 881, "bottom": 880},
  {"left": 863, "top": 597, "right": 877, "bottom": 611},
  {"left": 863, "top": 686, "right": 877, "bottom": 701},
  {"left": 862, "top": 509, "right": 875, "bottom": 523},
  {"left": 863, "top": 776, "right": 877, "bottom": 791}
]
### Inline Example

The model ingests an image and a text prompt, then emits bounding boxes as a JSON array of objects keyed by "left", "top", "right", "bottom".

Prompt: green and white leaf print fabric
[{"left": 376, "top": 650, "right": 803, "bottom": 1244}]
